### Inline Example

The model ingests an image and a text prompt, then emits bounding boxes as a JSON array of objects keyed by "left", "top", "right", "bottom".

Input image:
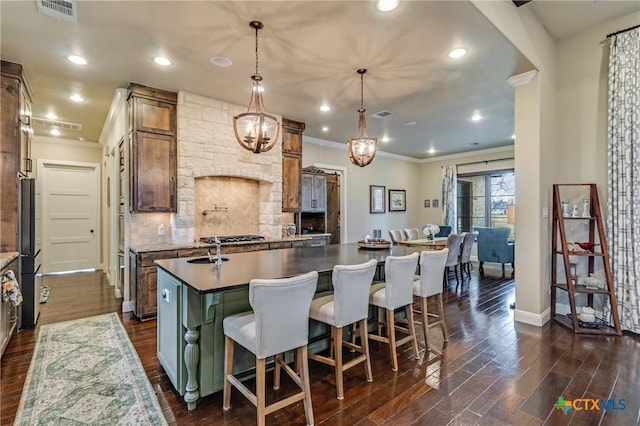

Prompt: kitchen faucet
[{"left": 214, "top": 236, "right": 222, "bottom": 265}]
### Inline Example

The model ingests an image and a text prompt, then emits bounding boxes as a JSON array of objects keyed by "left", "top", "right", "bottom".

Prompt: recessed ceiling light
[
  {"left": 448, "top": 48, "right": 467, "bottom": 59},
  {"left": 320, "top": 104, "right": 331, "bottom": 112},
  {"left": 210, "top": 56, "right": 232, "bottom": 67},
  {"left": 428, "top": 147, "right": 436, "bottom": 154},
  {"left": 321, "top": 126, "right": 329, "bottom": 132},
  {"left": 153, "top": 56, "right": 172, "bottom": 66},
  {"left": 50, "top": 128, "right": 61, "bottom": 136},
  {"left": 79, "top": 137, "right": 85, "bottom": 141},
  {"left": 67, "top": 55, "right": 87, "bottom": 65},
  {"left": 471, "top": 113, "right": 482, "bottom": 121},
  {"left": 402, "top": 121, "right": 417, "bottom": 126},
  {"left": 45, "top": 112, "right": 58, "bottom": 120},
  {"left": 69, "top": 94, "right": 85, "bottom": 103},
  {"left": 377, "top": 0, "right": 398, "bottom": 12},
  {"left": 381, "top": 136, "right": 390, "bottom": 143}
]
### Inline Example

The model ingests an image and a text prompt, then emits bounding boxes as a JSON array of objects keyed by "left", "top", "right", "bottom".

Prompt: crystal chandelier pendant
[
  {"left": 347, "top": 69, "right": 377, "bottom": 167},
  {"left": 233, "top": 21, "right": 280, "bottom": 154}
]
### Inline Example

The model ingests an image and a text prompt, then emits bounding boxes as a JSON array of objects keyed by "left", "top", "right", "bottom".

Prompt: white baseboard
[
  {"left": 514, "top": 307, "right": 551, "bottom": 327},
  {"left": 122, "top": 301, "right": 134, "bottom": 313}
]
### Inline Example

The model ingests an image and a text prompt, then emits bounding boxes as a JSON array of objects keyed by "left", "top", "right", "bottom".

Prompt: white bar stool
[
  {"left": 413, "top": 249, "right": 449, "bottom": 353},
  {"left": 368, "top": 252, "right": 420, "bottom": 371},
  {"left": 223, "top": 271, "right": 318, "bottom": 426},
  {"left": 308, "top": 259, "right": 378, "bottom": 400}
]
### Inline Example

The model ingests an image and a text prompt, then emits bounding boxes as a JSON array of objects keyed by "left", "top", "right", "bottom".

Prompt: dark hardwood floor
[{"left": 1, "top": 265, "right": 639, "bottom": 425}]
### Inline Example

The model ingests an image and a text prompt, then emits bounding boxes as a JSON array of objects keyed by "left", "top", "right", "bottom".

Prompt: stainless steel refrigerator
[{"left": 19, "top": 178, "right": 42, "bottom": 328}]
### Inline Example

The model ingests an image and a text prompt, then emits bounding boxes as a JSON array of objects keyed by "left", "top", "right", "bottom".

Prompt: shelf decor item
[
  {"left": 571, "top": 203, "right": 580, "bottom": 217},
  {"left": 562, "top": 200, "right": 570, "bottom": 217},
  {"left": 582, "top": 198, "right": 590, "bottom": 217}
]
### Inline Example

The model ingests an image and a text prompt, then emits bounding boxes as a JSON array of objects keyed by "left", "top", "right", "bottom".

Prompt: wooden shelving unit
[{"left": 551, "top": 184, "right": 621, "bottom": 335}]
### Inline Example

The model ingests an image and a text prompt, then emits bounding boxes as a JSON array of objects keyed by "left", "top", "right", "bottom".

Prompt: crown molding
[
  {"left": 506, "top": 69, "right": 538, "bottom": 87},
  {"left": 419, "top": 145, "right": 514, "bottom": 163},
  {"left": 98, "top": 88, "right": 128, "bottom": 146}
]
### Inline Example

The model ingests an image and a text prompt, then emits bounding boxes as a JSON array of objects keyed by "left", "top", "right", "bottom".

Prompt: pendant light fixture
[
  {"left": 347, "top": 69, "right": 377, "bottom": 167},
  {"left": 233, "top": 21, "right": 280, "bottom": 153}
]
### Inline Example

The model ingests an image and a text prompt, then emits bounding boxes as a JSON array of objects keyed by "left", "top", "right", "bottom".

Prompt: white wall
[
  {"left": 302, "top": 140, "right": 421, "bottom": 243},
  {"left": 32, "top": 137, "right": 103, "bottom": 167},
  {"left": 418, "top": 147, "right": 515, "bottom": 227}
]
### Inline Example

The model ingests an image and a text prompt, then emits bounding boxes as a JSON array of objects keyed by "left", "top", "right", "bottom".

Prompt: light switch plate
[{"left": 542, "top": 207, "right": 548, "bottom": 218}]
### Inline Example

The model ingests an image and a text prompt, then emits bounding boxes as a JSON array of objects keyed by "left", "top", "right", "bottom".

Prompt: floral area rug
[{"left": 14, "top": 313, "right": 167, "bottom": 425}]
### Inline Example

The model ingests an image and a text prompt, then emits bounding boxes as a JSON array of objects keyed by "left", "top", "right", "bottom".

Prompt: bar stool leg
[
  {"left": 334, "top": 326, "right": 344, "bottom": 400},
  {"left": 377, "top": 307, "right": 384, "bottom": 336},
  {"left": 298, "top": 346, "right": 315, "bottom": 426},
  {"left": 329, "top": 326, "right": 335, "bottom": 358},
  {"left": 406, "top": 304, "right": 419, "bottom": 359},
  {"left": 359, "top": 318, "right": 373, "bottom": 382},
  {"left": 438, "top": 293, "right": 449, "bottom": 342},
  {"left": 273, "top": 353, "right": 282, "bottom": 390},
  {"left": 386, "top": 309, "right": 398, "bottom": 371},
  {"left": 223, "top": 335, "right": 234, "bottom": 411},
  {"left": 420, "top": 296, "right": 430, "bottom": 351},
  {"left": 256, "top": 358, "right": 266, "bottom": 426}
]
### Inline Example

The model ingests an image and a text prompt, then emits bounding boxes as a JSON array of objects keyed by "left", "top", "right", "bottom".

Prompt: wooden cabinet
[
  {"left": 130, "top": 249, "right": 178, "bottom": 320},
  {"left": 1, "top": 61, "right": 31, "bottom": 253},
  {"left": 128, "top": 83, "right": 177, "bottom": 212},
  {"left": 281, "top": 118, "right": 305, "bottom": 212},
  {"left": 301, "top": 169, "right": 327, "bottom": 212}
]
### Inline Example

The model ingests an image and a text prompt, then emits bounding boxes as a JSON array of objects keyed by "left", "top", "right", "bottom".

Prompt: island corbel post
[{"left": 156, "top": 243, "right": 422, "bottom": 410}]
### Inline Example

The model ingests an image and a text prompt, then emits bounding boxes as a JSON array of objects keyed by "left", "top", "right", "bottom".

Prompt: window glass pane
[{"left": 489, "top": 172, "right": 515, "bottom": 237}]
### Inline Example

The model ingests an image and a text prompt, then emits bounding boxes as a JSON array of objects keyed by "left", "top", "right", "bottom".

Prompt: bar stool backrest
[
  {"left": 332, "top": 259, "right": 378, "bottom": 327},
  {"left": 383, "top": 252, "right": 419, "bottom": 310},
  {"left": 249, "top": 271, "right": 318, "bottom": 358},
  {"left": 416, "top": 249, "right": 449, "bottom": 297}
]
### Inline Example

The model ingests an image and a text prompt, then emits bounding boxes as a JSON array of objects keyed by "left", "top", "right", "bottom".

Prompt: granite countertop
[
  {"left": 155, "top": 243, "right": 420, "bottom": 293},
  {"left": 0, "top": 252, "right": 20, "bottom": 271},
  {"left": 129, "top": 234, "right": 331, "bottom": 254}
]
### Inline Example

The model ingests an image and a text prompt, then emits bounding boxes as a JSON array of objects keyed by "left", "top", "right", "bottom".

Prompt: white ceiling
[{"left": 1, "top": 1, "right": 637, "bottom": 160}]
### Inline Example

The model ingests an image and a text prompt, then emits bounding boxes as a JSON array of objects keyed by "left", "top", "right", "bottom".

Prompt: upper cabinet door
[
  {"left": 313, "top": 174, "right": 326, "bottom": 211},
  {"left": 131, "top": 132, "right": 176, "bottom": 212},
  {"left": 133, "top": 97, "right": 175, "bottom": 136},
  {"left": 301, "top": 174, "right": 314, "bottom": 212}
]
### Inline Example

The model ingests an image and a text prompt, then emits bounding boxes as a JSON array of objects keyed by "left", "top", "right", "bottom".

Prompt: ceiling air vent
[
  {"left": 32, "top": 117, "right": 83, "bottom": 131},
  {"left": 370, "top": 110, "right": 393, "bottom": 119},
  {"left": 37, "top": 0, "right": 77, "bottom": 23}
]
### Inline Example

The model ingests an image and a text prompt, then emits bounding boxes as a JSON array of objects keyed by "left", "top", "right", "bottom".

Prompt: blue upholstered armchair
[
  {"left": 473, "top": 227, "right": 514, "bottom": 277},
  {"left": 434, "top": 226, "right": 452, "bottom": 238}
]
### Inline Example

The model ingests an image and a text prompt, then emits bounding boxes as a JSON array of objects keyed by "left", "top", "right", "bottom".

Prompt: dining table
[{"left": 396, "top": 237, "right": 448, "bottom": 250}]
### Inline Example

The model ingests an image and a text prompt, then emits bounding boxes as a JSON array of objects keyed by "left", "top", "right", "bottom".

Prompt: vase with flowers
[{"left": 422, "top": 224, "right": 440, "bottom": 241}]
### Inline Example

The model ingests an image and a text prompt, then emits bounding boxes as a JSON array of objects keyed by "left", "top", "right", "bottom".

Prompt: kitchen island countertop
[
  {"left": 155, "top": 242, "right": 418, "bottom": 293},
  {"left": 130, "top": 234, "right": 331, "bottom": 254}
]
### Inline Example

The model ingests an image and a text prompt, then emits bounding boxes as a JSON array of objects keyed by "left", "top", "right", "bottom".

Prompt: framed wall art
[
  {"left": 424, "top": 199, "right": 430, "bottom": 208},
  {"left": 370, "top": 185, "right": 386, "bottom": 213},
  {"left": 432, "top": 199, "right": 439, "bottom": 208},
  {"left": 389, "top": 189, "right": 406, "bottom": 212}
]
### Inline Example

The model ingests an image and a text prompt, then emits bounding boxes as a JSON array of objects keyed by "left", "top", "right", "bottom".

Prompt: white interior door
[{"left": 40, "top": 160, "right": 100, "bottom": 273}]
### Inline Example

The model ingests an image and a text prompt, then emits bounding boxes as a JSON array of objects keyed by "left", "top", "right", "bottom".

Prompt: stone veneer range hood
[{"left": 171, "top": 92, "right": 283, "bottom": 243}]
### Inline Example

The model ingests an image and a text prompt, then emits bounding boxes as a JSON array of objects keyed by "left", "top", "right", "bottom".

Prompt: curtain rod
[
  {"left": 454, "top": 156, "right": 515, "bottom": 168},
  {"left": 607, "top": 24, "right": 640, "bottom": 38}
]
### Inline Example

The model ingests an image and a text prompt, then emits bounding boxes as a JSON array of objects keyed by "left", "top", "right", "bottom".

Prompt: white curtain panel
[
  {"left": 605, "top": 27, "right": 640, "bottom": 333},
  {"left": 441, "top": 165, "right": 457, "bottom": 232}
]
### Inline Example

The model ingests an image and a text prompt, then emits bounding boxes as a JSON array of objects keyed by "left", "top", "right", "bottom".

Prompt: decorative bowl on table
[{"left": 357, "top": 240, "right": 391, "bottom": 249}]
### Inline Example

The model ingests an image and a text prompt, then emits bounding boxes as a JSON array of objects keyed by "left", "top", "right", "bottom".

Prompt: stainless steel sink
[{"left": 187, "top": 257, "right": 229, "bottom": 264}]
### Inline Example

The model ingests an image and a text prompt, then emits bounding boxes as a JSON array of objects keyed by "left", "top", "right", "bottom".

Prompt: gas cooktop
[{"left": 200, "top": 235, "right": 265, "bottom": 244}]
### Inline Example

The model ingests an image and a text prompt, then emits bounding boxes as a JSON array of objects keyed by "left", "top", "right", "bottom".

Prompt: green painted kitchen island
[{"left": 155, "top": 243, "right": 421, "bottom": 410}]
